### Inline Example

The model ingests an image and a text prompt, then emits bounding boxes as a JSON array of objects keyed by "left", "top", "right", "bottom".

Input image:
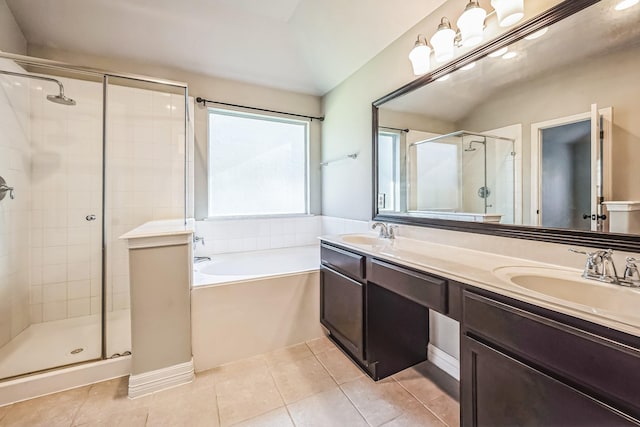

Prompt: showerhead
[
  {"left": 464, "top": 139, "right": 485, "bottom": 152},
  {"left": 0, "top": 69, "right": 76, "bottom": 107},
  {"left": 46, "top": 93, "right": 76, "bottom": 106}
]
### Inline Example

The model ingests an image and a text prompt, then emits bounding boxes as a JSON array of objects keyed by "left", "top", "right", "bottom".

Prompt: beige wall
[
  {"left": 320, "top": 0, "right": 562, "bottom": 359},
  {"left": 129, "top": 244, "right": 192, "bottom": 375},
  {"left": 458, "top": 45, "right": 640, "bottom": 222},
  {"left": 27, "top": 45, "right": 323, "bottom": 219},
  {"left": 321, "top": 0, "right": 561, "bottom": 221},
  {"left": 0, "top": 0, "right": 25, "bottom": 55}
]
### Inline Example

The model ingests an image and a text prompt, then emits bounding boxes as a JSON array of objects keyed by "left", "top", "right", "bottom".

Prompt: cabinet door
[
  {"left": 461, "top": 335, "right": 639, "bottom": 427},
  {"left": 320, "top": 267, "right": 364, "bottom": 361}
]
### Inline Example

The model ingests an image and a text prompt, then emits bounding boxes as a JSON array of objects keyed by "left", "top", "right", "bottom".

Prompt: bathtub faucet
[{"left": 194, "top": 256, "right": 211, "bottom": 263}]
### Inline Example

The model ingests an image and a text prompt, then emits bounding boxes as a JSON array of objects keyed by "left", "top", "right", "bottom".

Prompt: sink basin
[
  {"left": 340, "top": 234, "right": 381, "bottom": 246},
  {"left": 493, "top": 266, "right": 640, "bottom": 324}
]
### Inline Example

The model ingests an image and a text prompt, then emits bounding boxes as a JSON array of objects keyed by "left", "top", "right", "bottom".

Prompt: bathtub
[
  {"left": 190, "top": 245, "right": 323, "bottom": 371},
  {"left": 192, "top": 245, "right": 320, "bottom": 287}
]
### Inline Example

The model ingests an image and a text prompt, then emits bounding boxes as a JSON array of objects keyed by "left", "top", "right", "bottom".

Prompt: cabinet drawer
[
  {"left": 463, "top": 291, "right": 640, "bottom": 419},
  {"left": 321, "top": 243, "right": 365, "bottom": 280},
  {"left": 369, "top": 259, "right": 447, "bottom": 313}
]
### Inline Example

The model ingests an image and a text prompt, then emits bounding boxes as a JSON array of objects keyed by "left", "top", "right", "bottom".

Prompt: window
[
  {"left": 208, "top": 109, "right": 309, "bottom": 217},
  {"left": 377, "top": 131, "right": 401, "bottom": 211}
]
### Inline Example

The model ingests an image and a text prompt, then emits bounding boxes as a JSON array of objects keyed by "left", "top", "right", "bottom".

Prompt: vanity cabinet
[
  {"left": 320, "top": 243, "right": 366, "bottom": 363},
  {"left": 461, "top": 290, "right": 640, "bottom": 426},
  {"left": 320, "top": 242, "right": 437, "bottom": 379}
]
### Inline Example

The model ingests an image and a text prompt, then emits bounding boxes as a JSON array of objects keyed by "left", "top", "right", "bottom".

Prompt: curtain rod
[
  {"left": 379, "top": 126, "right": 409, "bottom": 133},
  {"left": 196, "top": 97, "right": 324, "bottom": 122}
]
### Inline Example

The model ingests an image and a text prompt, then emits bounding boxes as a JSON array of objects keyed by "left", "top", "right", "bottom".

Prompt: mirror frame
[{"left": 372, "top": 0, "right": 640, "bottom": 253}]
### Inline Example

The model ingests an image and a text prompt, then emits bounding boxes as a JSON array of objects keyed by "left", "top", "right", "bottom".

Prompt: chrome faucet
[
  {"left": 570, "top": 248, "right": 639, "bottom": 287},
  {"left": 371, "top": 222, "right": 398, "bottom": 239},
  {"left": 193, "top": 235, "right": 205, "bottom": 246},
  {"left": 194, "top": 256, "right": 211, "bottom": 263}
]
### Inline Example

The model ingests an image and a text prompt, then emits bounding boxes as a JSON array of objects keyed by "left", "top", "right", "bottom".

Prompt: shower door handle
[
  {"left": 583, "top": 214, "right": 607, "bottom": 220},
  {"left": 86, "top": 214, "right": 97, "bottom": 221}
]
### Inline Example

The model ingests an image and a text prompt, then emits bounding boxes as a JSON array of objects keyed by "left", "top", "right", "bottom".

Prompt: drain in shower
[{"left": 70, "top": 348, "right": 84, "bottom": 355}]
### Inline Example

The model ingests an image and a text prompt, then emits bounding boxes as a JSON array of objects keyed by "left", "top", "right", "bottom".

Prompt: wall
[
  {"left": 321, "top": 0, "right": 561, "bottom": 360},
  {"left": 459, "top": 45, "right": 640, "bottom": 222},
  {"left": 27, "top": 45, "right": 323, "bottom": 220},
  {"left": 0, "top": 0, "right": 25, "bottom": 55},
  {"left": 321, "top": 0, "right": 561, "bottom": 221},
  {"left": 0, "top": 59, "right": 30, "bottom": 347}
]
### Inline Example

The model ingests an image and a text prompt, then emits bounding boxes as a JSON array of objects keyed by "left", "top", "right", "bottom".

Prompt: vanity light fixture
[
  {"left": 409, "top": 35, "right": 432, "bottom": 76},
  {"left": 491, "top": 0, "right": 524, "bottom": 27},
  {"left": 461, "top": 62, "right": 477, "bottom": 71},
  {"left": 436, "top": 75, "right": 451, "bottom": 82},
  {"left": 430, "top": 18, "right": 457, "bottom": 63},
  {"left": 488, "top": 47, "right": 509, "bottom": 57},
  {"left": 457, "top": 1, "right": 487, "bottom": 47},
  {"left": 615, "top": 0, "right": 639, "bottom": 10},
  {"left": 502, "top": 51, "right": 518, "bottom": 59},
  {"left": 524, "top": 27, "right": 548, "bottom": 40}
]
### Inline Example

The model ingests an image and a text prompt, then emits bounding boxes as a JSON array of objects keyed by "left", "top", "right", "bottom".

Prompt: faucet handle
[
  {"left": 193, "top": 235, "right": 205, "bottom": 246},
  {"left": 388, "top": 225, "right": 399, "bottom": 239},
  {"left": 623, "top": 257, "right": 640, "bottom": 285}
]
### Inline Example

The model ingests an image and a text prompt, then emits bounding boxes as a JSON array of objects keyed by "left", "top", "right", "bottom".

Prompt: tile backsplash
[{"left": 193, "top": 215, "right": 370, "bottom": 256}]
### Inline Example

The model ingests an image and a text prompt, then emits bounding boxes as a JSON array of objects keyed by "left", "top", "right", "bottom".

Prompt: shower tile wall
[
  {"left": 0, "top": 60, "right": 31, "bottom": 345},
  {"left": 105, "top": 86, "right": 192, "bottom": 322},
  {"left": 28, "top": 77, "right": 103, "bottom": 323}
]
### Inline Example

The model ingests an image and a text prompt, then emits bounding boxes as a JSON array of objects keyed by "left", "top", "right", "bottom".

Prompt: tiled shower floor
[
  {"left": 0, "top": 310, "right": 130, "bottom": 380},
  {"left": 0, "top": 337, "right": 459, "bottom": 427}
]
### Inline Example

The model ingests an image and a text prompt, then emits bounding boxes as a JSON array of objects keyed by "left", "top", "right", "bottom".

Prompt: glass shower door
[{"left": 0, "top": 63, "right": 104, "bottom": 380}]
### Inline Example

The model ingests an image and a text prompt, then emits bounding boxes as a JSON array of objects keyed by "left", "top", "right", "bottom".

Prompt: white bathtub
[
  {"left": 190, "top": 245, "right": 323, "bottom": 371},
  {"left": 192, "top": 245, "right": 320, "bottom": 287}
]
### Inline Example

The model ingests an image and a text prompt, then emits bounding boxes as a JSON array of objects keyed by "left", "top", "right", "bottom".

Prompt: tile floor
[{"left": 0, "top": 337, "right": 459, "bottom": 427}]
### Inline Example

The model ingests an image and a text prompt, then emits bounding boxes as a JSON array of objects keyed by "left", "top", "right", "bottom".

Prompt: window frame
[
  {"left": 206, "top": 107, "right": 310, "bottom": 219},
  {"left": 377, "top": 130, "right": 401, "bottom": 212}
]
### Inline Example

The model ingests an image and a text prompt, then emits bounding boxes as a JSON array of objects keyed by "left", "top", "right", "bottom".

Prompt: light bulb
[
  {"left": 461, "top": 62, "right": 477, "bottom": 71},
  {"left": 457, "top": 1, "right": 487, "bottom": 47},
  {"left": 409, "top": 37, "right": 431, "bottom": 76},
  {"left": 491, "top": 0, "right": 524, "bottom": 27},
  {"left": 615, "top": 0, "right": 639, "bottom": 10},
  {"left": 502, "top": 51, "right": 517, "bottom": 59},
  {"left": 430, "top": 18, "right": 456, "bottom": 63}
]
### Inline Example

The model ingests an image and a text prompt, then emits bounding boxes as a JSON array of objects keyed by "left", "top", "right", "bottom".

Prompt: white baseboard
[
  {"left": 128, "top": 358, "right": 194, "bottom": 398},
  {"left": 0, "top": 356, "right": 131, "bottom": 407},
  {"left": 427, "top": 344, "right": 460, "bottom": 380}
]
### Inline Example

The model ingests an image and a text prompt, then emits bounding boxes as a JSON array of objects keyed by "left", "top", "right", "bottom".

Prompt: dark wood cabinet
[
  {"left": 319, "top": 239, "right": 640, "bottom": 426},
  {"left": 461, "top": 290, "right": 640, "bottom": 426},
  {"left": 320, "top": 266, "right": 365, "bottom": 362},
  {"left": 461, "top": 335, "right": 638, "bottom": 427}
]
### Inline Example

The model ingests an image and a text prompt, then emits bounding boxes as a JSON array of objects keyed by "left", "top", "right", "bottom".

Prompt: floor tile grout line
[
  {"left": 393, "top": 377, "right": 451, "bottom": 426},
  {"left": 336, "top": 382, "right": 375, "bottom": 427}
]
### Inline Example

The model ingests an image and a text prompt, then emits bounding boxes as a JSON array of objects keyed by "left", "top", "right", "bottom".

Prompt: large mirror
[{"left": 374, "top": 0, "right": 640, "bottom": 245}]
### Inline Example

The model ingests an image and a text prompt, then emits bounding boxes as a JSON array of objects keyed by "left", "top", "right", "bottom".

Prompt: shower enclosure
[
  {"left": 0, "top": 52, "right": 191, "bottom": 381},
  {"left": 407, "top": 130, "right": 516, "bottom": 224}
]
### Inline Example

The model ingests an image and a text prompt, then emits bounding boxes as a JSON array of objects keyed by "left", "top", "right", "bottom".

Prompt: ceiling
[{"left": 6, "top": 0, "right": 448, "bottom": 95}]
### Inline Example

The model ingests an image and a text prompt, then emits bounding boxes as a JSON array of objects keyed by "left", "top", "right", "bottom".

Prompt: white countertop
[
  {"left": 320, "top": 233, "right": 640, "bottom": 339},
  {"left": 120, "top": 219, "right": 195, "bottom": 240}
]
